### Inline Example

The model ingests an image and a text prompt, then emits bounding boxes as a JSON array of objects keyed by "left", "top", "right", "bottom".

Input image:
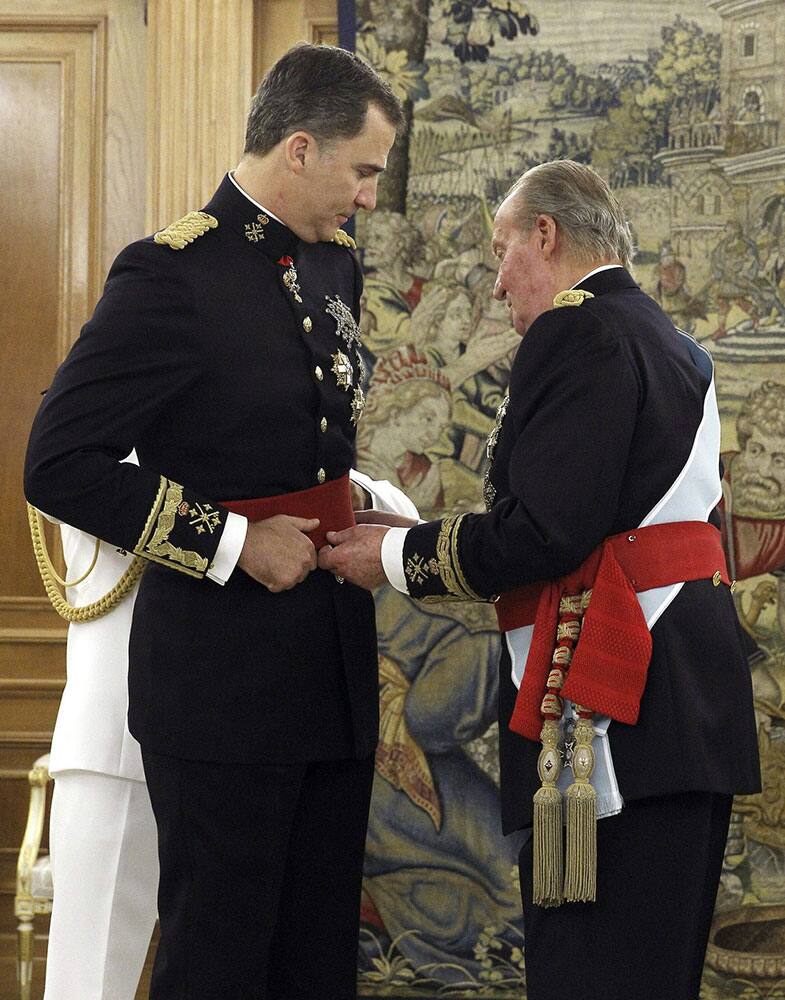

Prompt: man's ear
[
  {"left": 536, "top": 214, "right": 557, "bottom": 259},
  {"left": 284, "top": 131, "right": 315, "bottom": 173}
]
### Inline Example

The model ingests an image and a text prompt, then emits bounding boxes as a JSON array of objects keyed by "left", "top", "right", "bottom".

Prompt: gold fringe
[
  {"left": 563, "top": 715, "right": 597, "bottom": 902},
  {"left": 28, "top": 503, "right": 144, "bottom": 623},
  {"left": 532, "top": 718, "right": 564, "bottom": 907}
]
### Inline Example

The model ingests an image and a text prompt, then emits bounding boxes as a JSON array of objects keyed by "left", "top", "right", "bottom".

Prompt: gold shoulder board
[
  {"left": 332, "top": 229, "right": 357, "bottom": 250},
  {"left": 553, "top": 289, "right": 595, "bottom": 308},
  {"left": 154, "top": 211, "right": 218, "bottom": 250}
]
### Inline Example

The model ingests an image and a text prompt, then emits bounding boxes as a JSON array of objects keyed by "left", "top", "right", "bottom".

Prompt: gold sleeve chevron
[
  {"left": 154, "top": 211, "right": 218, "bottom": 250},
  {"left": 134, "top": 477, "right": 210, "bottom": 577},
  {"left": 435, "top": 514, "right": 485, "bottom": 601},
  {"left": 332, "top": 228, "right": 357, "bottom": 250},
  {"left": 553, "top": 289, "right": 594, "bottom": 308}
]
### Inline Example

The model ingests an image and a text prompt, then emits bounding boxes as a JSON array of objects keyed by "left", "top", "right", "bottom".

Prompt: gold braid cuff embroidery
[
  {"left": 134, "top": 477, "right": 209, "bottom": 577},
  {"left": 28, "top": 504, "right": 144, "bottom": 623},
  {"left": 434, "top": 514, "right": 485, "bottom": 602}
]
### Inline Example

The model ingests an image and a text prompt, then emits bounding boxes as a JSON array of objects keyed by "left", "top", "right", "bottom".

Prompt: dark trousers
[
  {"left": 519, "top": 791, "right": 732, "bottom": 1000},
  {"left": 142, "top": 748, "right": 375, "bottom": 1000}
]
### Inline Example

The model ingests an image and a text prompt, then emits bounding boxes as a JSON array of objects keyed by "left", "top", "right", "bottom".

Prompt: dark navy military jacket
[
  {"left": 25, "top": 174, "right": 378, "bottom": 762},
  {"left": 399, "top": 267, "right": 761, "bottom": 831}
]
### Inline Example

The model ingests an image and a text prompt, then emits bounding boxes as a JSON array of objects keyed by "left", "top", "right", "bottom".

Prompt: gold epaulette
[
  {"left": 553, "top": 289, "right": 595, "bottom": 308},
  {"left": 154, "top": 211, "right": 218, "bottom": 250},
  {"left": 332, "top": 229, "right": 357, "bottom": 250}
]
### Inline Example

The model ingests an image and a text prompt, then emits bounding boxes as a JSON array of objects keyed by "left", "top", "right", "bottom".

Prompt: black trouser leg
[
  {"left": 142, "top": 748, "right": 374, "bottom": 1000},
  {"left": 519, "top": 792, "right": 732, "bottom": 1000}
]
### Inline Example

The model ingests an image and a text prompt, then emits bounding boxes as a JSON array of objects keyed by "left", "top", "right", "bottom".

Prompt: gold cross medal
[{"left": 331, "top": 350, "right": 353, "bottom": 390}]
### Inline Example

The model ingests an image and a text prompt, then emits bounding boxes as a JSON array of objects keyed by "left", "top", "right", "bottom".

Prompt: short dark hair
[{"left": 244, "top": 44, "right": 405, "bottom": 156}]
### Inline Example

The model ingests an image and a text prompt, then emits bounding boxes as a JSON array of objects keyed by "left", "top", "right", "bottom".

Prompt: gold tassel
[
  {"left": 532, "top": 718, "right": 564, "bottom": 907},
  {"left": 563, "top": 714, "right": 597, "bottom": 902}
]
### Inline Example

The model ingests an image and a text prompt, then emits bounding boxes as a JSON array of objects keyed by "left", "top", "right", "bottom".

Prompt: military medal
[
  {"left": 331, "top": 350, "right": 353, "bottom": 389},
  {"left": 325, "top": 294, "right": 361, "bottom": 350},
  {"left": 278, "top": 256, "right": 302, "bottom": 303},
  {"left": 244, "top": 213, "right": 269, "bottom": 243},
  {"left": 350, "top": 384, "right": 365, "bottom": 425},
  {"left": 483, "top": 392, "right": 510, "bottom": 510}
]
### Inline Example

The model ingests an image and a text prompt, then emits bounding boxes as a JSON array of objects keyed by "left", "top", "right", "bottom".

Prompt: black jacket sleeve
[{"left": 24, "top": 242, "right": 228, "bottom": 578}]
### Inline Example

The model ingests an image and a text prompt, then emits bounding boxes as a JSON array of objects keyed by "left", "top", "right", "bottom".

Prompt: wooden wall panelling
[
  {"left": 0, "top": 5, "right": 146, "bottom": 997},
  {"left": 253, "top": 0, "right": 338, "bottom": 85},
  {"left": 146, "top": 0, "right": 256, "bottom": 232}
]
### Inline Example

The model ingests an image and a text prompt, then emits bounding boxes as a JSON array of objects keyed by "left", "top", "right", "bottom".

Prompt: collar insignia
[{"left": 244, "top": 213, "right": 269, "bottom": 243}]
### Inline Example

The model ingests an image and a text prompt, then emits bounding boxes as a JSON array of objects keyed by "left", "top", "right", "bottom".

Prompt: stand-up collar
[
  {"left": 203, "top": 174, "right": 301, "bottom": 260},
  {"left": 574, "top": 266, "right": 639, "bottom": 297}
]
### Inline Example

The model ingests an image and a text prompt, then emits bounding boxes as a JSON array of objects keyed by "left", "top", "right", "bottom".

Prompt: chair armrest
[{"left": 15, "top": 754, "right": 51, "bottom": 919}]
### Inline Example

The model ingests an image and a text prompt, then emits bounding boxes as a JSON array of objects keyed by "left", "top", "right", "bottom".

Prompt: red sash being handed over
[{"left": 222, "top": 474, "right": 356, "bottom": 550}]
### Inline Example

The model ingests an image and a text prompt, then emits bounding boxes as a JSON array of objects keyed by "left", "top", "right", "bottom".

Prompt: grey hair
[{"left": 506, "top": 160, "right": 636, "bottom": 270}]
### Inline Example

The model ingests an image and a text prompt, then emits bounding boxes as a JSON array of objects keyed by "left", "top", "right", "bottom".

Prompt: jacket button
[
  {"left": 712, "top": 570, "right": 721, "bottom": 587},
  {"left": 320, "top": 417, "right": 328, "bottom": 433},
  {"left": 314, "top": 366, "right": 323, "bottom": 381},
  {"left": 317, "top": 468, "right": 326, "bottom": 484},
  {"left": 303, "top": 317, "right": 312, "bottom": 332}
]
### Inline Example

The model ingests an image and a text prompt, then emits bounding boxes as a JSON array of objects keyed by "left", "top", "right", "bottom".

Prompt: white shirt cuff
[
  {"left": 381, "top": 527, "right": 410, "bottom": 593},
  {"left": 349, "top": 469, "right": 419, "bottom": 519},
  {"left": 207, "top": 511, "right": 248, "bottom": 585}
]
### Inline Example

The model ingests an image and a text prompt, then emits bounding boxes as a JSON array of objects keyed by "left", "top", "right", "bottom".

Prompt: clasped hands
[{"left": 237, "top": 510, "right": 416, "bottom": 592}]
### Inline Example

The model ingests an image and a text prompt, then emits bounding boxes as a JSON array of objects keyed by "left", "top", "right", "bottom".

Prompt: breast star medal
[
  {"left": 325, "top": 294, "right": 362, "bottom": 350},
  {"left": 331, "top": 350, "right": 353, "bottom": 389}
]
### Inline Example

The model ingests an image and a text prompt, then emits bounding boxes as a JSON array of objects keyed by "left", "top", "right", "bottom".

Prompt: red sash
[
  {"left": 222, "top": 474, "right": 356, "bottom": 551},
  {"left": 497, "top": 521, "right": 731, "bottom": 740}
]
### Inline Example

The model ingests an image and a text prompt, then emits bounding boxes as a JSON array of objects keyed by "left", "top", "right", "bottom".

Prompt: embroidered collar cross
[{"left": 324, "top": 294, "right": 361, "bottom": 350}]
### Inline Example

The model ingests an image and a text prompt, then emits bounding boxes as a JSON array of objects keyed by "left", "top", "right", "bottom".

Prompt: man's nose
[
  {"left": 492, "top": 272, "right": 504, "bottom": 300},
  {"left": 356, "top": 180, "right": 378, "bottom": 212}
]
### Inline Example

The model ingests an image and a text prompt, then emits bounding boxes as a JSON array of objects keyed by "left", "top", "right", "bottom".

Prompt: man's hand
[
  {"left": 350, "top": 480, "right": 371, "bottom": 511},
  {"left": 318, "top": 525, "right": 390, "bottom": 590},
  {"left": 237, "top": 515, "right": 319, "bottom": 592},
  {"left": 355, "top": 509, "right": 418, "bottom": 529}
]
